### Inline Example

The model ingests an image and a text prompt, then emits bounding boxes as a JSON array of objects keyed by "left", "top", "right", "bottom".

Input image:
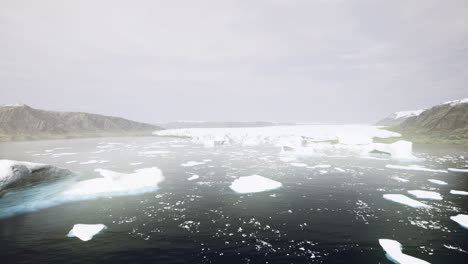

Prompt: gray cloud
[{"left": 1, "top": 0, "right": 467, "bottom": 123}]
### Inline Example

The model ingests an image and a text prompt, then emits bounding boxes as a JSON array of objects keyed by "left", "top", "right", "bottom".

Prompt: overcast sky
[{"left": 1, "top": 0, "right": 467, "bottom": 124}]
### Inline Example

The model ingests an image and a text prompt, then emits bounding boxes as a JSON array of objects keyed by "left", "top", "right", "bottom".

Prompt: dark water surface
[{"left": 0, "top": 137, "right": 467, "bottom": 263}]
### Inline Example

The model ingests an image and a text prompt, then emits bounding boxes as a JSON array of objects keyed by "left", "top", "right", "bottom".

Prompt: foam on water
[{"left": 378, "top": 239, "right": 431, "bottom": 264}]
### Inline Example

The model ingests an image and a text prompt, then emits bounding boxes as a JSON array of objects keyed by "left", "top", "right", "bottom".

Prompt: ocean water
[{"left": 0, "top": 136, "right": 467, "bottom": 263}]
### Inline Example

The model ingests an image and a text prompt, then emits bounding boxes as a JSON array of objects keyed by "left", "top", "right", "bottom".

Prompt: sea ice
[
  {"left": 450, "top": 214, "right": 468, "bottom": 229},
  {"left": 62, "top": 167, "right": 164, "bottom": 198},
  {"left": 428, "top": 179, "right": 448, "bottom": 185},
  {"left": 448, "top": 168, "right": 468, "bottom": 173},
  {"left": 290, "top": 163, "right": 307, "bottom": 167},
  {"left": 181, "top": 161, "right": 205, "bottom": 167},
  {"left": 383, "top": 194, "right": 429, "bottom": 208},
  {"left": 67, "top": 224, "right": 107, "bottom": 241},
  {"left": 187, "top": 175, "right": 200, "bottom": 181},
  {"left": 229, "top": 175, "right": 282, "bottom": 194},
  {"left": 378, "top": 239, "right": 430, "bottom": 264},
  {"left": 407, "top": 190, "right": 442, "bottom": 200},
  {"left": 392, "top": 177, "right": 409, "bottom": 183},
  {"left": 450, "top": 190, "right": 468, "bottom": 195},
  {"left": 385, "top": 165, "right": 447, "bottom": 173}
]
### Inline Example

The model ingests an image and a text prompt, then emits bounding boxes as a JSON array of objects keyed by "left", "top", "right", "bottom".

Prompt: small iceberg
[
  {"left": 67, "top": 224, "right": 107, "bottom": 241},
  {"left": 378, "top": 239, "right": 430, "bottom": 264},
  {"left": 448, "top": 168, "right": 468, "bottom": 173},
  {"left": 187, "top": 174, "right": 200, "bottom": 181},
  {"left": 385, "top": 165, "right": 447, "bottom": 173},
  {"left": 428, "top": 179, "right": 447, "bottom": 185},
  {"left": 450, "top": 190, "right": 468, "bottom": 195},
  {"left": 450, "top": 214, "right": 468, "bottom": 229},
  {"left": 383, "top": 194, "right": 429, "bottom": 208},
  {"left": 407, "top": 190, "right": 442, "bottom": 200},
  {"left": 229, "top": 175, "right": 282, "bottom": 194}
]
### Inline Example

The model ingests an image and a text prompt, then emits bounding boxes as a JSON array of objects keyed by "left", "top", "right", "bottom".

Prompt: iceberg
[
  {"left": 229, "top": 175, "right": 282, "bottom": 194},
  {"left": 383, "top": 194, "right": 429, "bottom": 208},
  {"left": 378, "top": 239, "right": 430, "bottom": 264},
  {"left": 62, "top": 167, "right": 164, "bottom": 198},
  {"left": 0, "top": 159, "right": 72, "bottom": 193},
  {"left": 385, "top": 165, "right": 447, "bottom": 173},
  {"left": 450, "top": 214, "right": 468, "bottom": 229},
  {"left": 450, "top": 190, "right": 468, "bottom": 195},
  {"left": 67, "top": 224, "right": 107, "bottom": 241},
  {"left": 428, "top": 179, "right": 447, "bottom": 185},
  {"left": 407, "top": 190, "right": 442, "bottom": 200}
]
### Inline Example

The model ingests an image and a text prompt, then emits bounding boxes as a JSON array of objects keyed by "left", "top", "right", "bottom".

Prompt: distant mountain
[
  {"left": 160, "top": 121, "right": 295, "bottom": 129},
  {"left": 0, "top": 104, "right": 161, "bottom": 141},
  {"left": 377, "top": 98, "right": 468, "bottom": 144}
]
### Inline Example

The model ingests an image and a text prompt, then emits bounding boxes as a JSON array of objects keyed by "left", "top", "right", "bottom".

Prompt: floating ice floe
[
  {"left": 187, "top": 175, "right": 200, "bottom": 181},
  {"left": 407, "top": 190, "right": 442, "bottom": 200},
  {"left": 428, "top": 179, "right": 448, "bottom": 185},
  {"left": 181, "top": 161, "right": 205, "bottom": 167},
  {"left": 130, "top": 162, "right": 143, "bottom": 166},
  {"left": 450, "top": 190, "right": 468, "bottom": 195},
  {"left": 67, "top": 224, "right": 107, "bottom": 241},
  {"left": 383, "top": 194, "right": 429, "bottom": 208},
  {"left": 392, "top": 177, "right": 409, "bottom": 183},
  {"left": 229, "top": 175, "right": 282, "bottom": 194},
  {"left": 308, "top": 164, "right": 331, "bottom": 169},
  {"left": 378, "top": 239, "right": 431, "bottom": 264},
  {"left": 65, "top": 161, "right": 77, "bottom": 164},
  {"left": 290, "top": 162, "right": 307, "bottom": 167},
  {"left": 448, "top": 168, "right": 468, "bottom": 173},
  {"left": 450, "top": 214, "right": 468, "bottom": 229},
  {"left": 385, "top": 165, "right": 447, "bottom": 173},
  {"left": 62, "top": 167, "right": 164, "bottom": 198}
]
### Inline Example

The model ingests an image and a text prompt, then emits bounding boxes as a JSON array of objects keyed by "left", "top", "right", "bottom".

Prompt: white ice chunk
[
  {"left": 187, "top": 175, "right": 200, "bottom": 181},
  {"left": 63, "top": 167, "right": 164, "bottom": 198},
  {"left": 450, "top": 214, "right": 468, "bottom": 229},
  {"left": 79, "top": 160, "right": 99, "bottom": 165},
  {"left": 378, "top": 239, "right": 430, "bottom": 264},
  {"left": 229, "top": 175, "right": 282, "bottom": 194},
  {"left": 392, "top": 177, "right": 409, "bottom": 183},
  {"left": 181, "top": 161, "right": 205, "bottom": 167},
  {"left": 448, "top": 168, "right": 468, "bottom": 173},
  {"left": 67, "top": 224, "right": 107, "bottom": 241},
  {"left": 374, "top": 141, "right": 418, "bottom": 161},
  {"left": 130, "top": 162, "right": 143, "bottom": 166},
  {"left": 450, "top": 190, "right": 468, "bottom": 195},
  {"left": 407, "top": 190, "right": 442, "bottom": 200},
  {"left": 290, "top": 162, "right": 307, "bottom": 167},
  {"left": 383, "top": 194, "right": 429, "bottom": 208},
  {"left": 428, "top": 179, "right": 448, "bottom": 185},
  {"left": 385, "top": 164, "right": 447, "bottom": 173}
]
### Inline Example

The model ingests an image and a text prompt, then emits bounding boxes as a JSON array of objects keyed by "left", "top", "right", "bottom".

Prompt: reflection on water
[{"left": 0, "top": 137, "right": 467, "bottom": 263}]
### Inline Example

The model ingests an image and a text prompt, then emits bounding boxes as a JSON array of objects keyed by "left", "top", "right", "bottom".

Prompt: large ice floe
[
  {"left": 0, "top": 159, "right": 72, "bottom": 194},
  {"left": 379, "top": 239, "right": 431, "bottom": 264},
  {"left": 407, "top": 190, "right": 442, "bottom": 200},
  {"left": 154, "top": 125, "right": 419, "bottom": 160},
  {"left": 62, "top": 168, "right": 164, "bottom": 198},
  {"left": 67, "top": 224, "right": 107, "bottom": 241},
  {"left": 383, "top": 194, "right": 429, "bottom": 208},
  {"left": 229, "top": 175, "right": 282, "bottom": 194},
  {"left": 450, "top": 214, "right": 468, "bottom": 229}
]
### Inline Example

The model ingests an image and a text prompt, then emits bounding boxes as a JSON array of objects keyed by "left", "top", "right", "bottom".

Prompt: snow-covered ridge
[
  {"left": 394, "top": 109, "right": 424, "bottom": 119},
  {"left": 441, "top": 97, "right": 468, "bottom": 106}
]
